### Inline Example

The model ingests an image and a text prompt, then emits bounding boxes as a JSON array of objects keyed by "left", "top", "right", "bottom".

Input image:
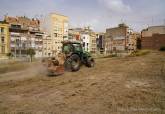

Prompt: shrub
[
  {"left": 102, "top": 54, "right": 118, "bottom": 58},
  {"left": 129, "top": 50, "right": 150, "bottom": 57},
  {"left": 6, "top": 53, "right": 13, "bottom": 59}
]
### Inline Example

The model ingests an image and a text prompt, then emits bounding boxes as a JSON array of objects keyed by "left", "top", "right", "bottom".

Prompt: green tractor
[
  {"left": 62, "top": 41, "right": 95, "bottom": 72},
  {"left": 44, "top": 41, "right": 95, "bottom": 76}
]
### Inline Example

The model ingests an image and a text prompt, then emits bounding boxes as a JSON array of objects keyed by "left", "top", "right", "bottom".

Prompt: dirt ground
[{"left": 0, "top": 51, "right": 165, "bottom": 114}]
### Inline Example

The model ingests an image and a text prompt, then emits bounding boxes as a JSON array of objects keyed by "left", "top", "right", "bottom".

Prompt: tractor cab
[{"left": 62, "top": 41, "right": 83, "bottom": 56}]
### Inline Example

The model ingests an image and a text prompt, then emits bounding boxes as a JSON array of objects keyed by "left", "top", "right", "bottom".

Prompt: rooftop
[
  {"left": 50, "top": 12, "right": 68, "bottom": 18},
  {"left": 4, "top": 16, "right": 40, "bottom": 28},
  {"left": 0, "top": 21, "right": 9, "bottom": 24}
]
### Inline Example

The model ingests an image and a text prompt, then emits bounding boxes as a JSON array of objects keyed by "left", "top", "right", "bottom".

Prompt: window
[
  {"left": 63, "top": 36, "right": 67, "bottom": 39},
  {"left": 11, "top": 24, "right": 21, "bottom": 29},
  {"left": 1, "top": 27, "right": 4, "bottom": 33},
  {"left": 73, "top": 44, "right": 82, "bottom": 52},
  {"left": 83, "top": 42, "right": 85, "bottom": 47},
  {"left": 54, "top": 33, "right": 57, "bottom": 37},
  {"left": 1, "top": 46, "right": 5, "bottom": 53},
  {"left": 16, "top": 39, "right": 20, "bottom": 43},
  {"left": 63, "top": 45, "right": 73, "bottom": 54},
  {"left": 1, "top": 37, "right": 5, "bottom": 43}
]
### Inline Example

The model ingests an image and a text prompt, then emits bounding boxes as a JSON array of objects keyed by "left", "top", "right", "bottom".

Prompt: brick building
[
  {"left": 105, "top": 23, "right": 132, "bottom": 53},
  {"left": 141, "top": 26, "right": 165, "bottom": 49}
]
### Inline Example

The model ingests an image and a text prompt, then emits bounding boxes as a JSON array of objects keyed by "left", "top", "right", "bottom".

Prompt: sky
[{"left": 0, "top": 0, "right": 165, "bottom": 32}]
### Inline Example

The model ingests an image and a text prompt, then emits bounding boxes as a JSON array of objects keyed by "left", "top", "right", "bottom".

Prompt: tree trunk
[{"left": 30, "top": 55, "right": 33, "bottom": 62}]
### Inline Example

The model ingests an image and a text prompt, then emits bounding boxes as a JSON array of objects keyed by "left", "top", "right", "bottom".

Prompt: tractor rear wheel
[{"left": 86, "top": 57, "right": 95, "bottom": 67}]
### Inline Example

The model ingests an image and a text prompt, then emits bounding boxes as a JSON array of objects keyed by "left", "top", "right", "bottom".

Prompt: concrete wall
[{"left": 142, "top": 26, "right": 165, "bottom": 37}]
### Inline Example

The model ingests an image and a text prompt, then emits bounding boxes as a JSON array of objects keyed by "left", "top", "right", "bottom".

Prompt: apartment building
[
  {"left": 43, "top": 13, "right": 69, "bottom": 56},
  {"left": 89, "top": 32, "right": 97, "bottom": 53},
  {"left": 141, "top": 26, "right": 165, "bottom": 49},
  {"left": 0, "top": 21, "right": 10, "bottom": 58},
  {"left": 4, "top": 16, "right": 43, "bottom": 58},
  {"left": 43, "top": 34, "right": 52, "bottom": 57},
  {"left": 80, "top": 27, "right": 97, "bottom": 53}
]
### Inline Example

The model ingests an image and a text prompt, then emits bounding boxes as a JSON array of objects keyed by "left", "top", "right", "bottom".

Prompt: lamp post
[{"left": 14, "top": 38, "right": 16, "bottom": 58}]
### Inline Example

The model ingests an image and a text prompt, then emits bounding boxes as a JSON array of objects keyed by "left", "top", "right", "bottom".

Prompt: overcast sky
[{"left": 0, "top": 0, "right": 165, "bottom": 32}]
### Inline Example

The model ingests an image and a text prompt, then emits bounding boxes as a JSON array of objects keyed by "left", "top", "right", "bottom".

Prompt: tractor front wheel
[
  {"left": 71, "top": 54, "right": 81, "bottom": 71},
  {"left": 65, "top": 54, "right": 81, "bottom": 72}
]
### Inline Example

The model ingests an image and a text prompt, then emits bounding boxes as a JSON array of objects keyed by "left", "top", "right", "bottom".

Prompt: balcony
[{"left": 9, "top": 25, "right": 28, "bottom": 33}]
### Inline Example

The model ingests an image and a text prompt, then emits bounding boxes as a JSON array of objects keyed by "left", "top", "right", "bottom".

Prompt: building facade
[
  {"left": 141, "top": 26, "right": 165, "bottom": 49},
  {"left": 68, "top": 27, "right": 97, "bottom": 54},
  {"left": 0, "top": 21, "right": 10, "bottom": 58},
  {"left": 81, "top": 34, "right": 90, "bottom": 52},
  {"left": 33, "top": 32, "right": 44, "bottom": 57},
  {"left": 43, "top": 13, "right": 69, "bottom": 56}
]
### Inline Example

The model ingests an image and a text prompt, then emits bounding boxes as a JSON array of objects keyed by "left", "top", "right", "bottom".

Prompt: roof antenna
[
  {"left": 4, "top": 13, "right": 8, "bottom": 21},
  {"left": 121, "top": 18, "right": 124, "bottom": 24},
  {"left": 151, "top": 17, "right": 154, "bottom": 26}
]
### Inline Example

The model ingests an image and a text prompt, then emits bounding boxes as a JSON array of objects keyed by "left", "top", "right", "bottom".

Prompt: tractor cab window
[
  {"left": 63, "top": 44, "right": 73, "bottom": 54},
  {"left": 73, "top": 44, "right": 82, "bottom": 52}
]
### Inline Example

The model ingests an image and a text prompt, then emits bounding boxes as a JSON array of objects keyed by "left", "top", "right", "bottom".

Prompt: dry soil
[{"left": 0, "top": 51, "right": 165, "bottom": 114}]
